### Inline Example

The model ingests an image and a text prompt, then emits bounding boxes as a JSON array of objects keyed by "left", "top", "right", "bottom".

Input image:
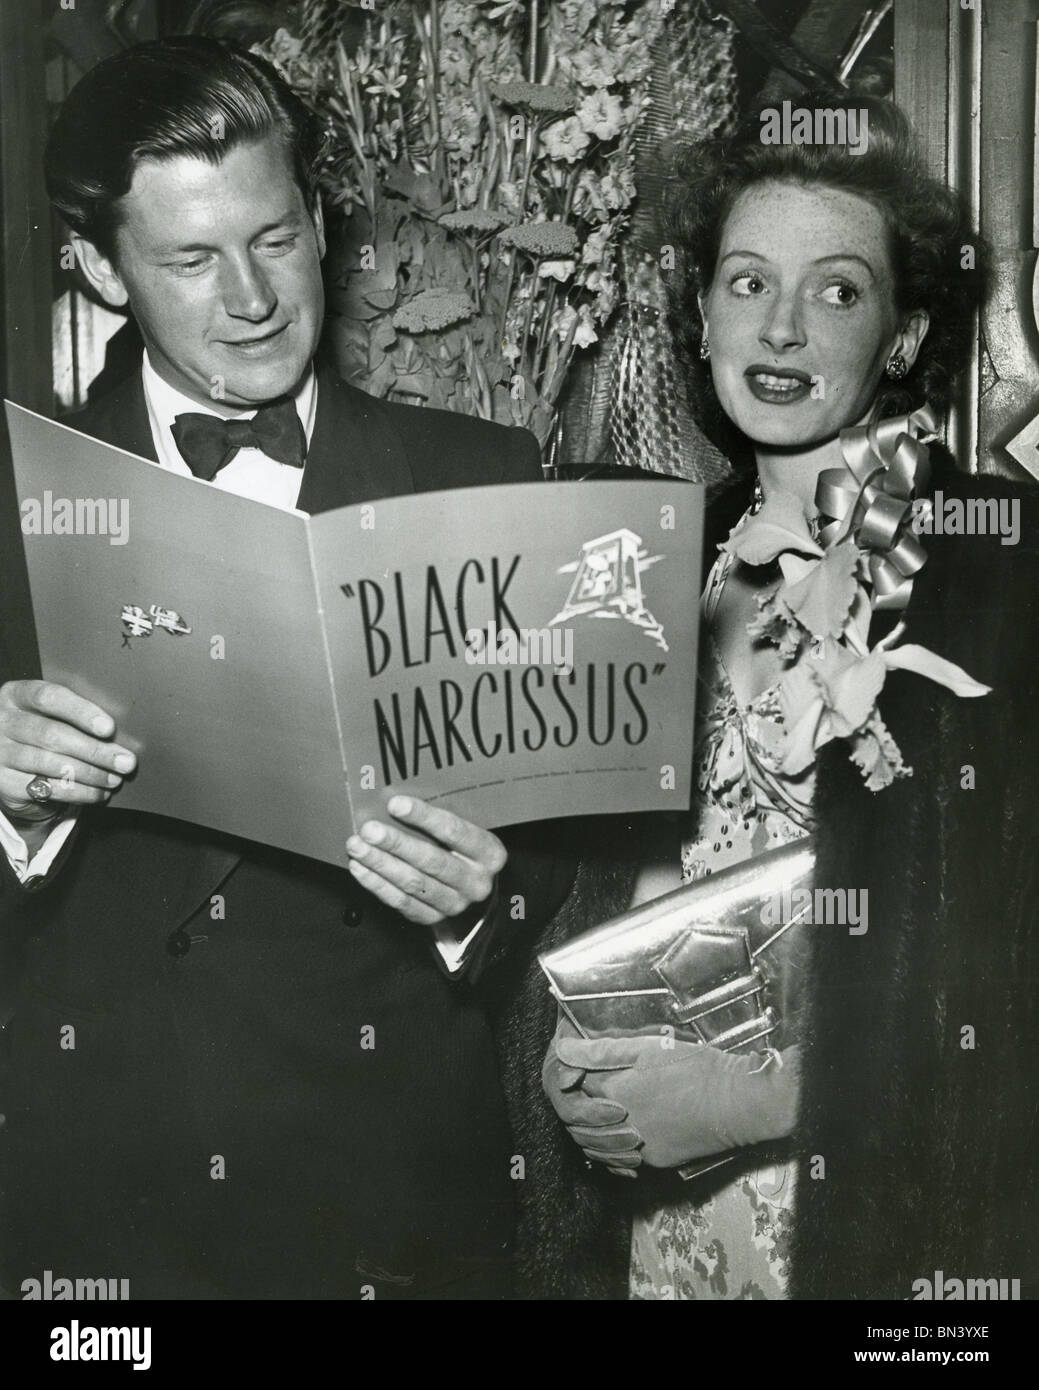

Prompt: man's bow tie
[{"left": 170, "top": 397, "right": 307, "bottom": 480}]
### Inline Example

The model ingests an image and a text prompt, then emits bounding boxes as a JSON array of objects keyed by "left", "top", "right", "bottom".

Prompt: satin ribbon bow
[
  {"left": 171, "top": 397, "right": 307, "bottom": 481},
  {"left": 815, "top": 405, "right": 938, "bottom": 613}
]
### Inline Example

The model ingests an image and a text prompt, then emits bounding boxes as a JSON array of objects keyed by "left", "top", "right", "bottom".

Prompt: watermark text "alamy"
[
  {"left": 21, "top": 490, "right": 129, "bottom": 546},
  {"left": 50, "top": 1320, "right": 151, "bottom": 1372},
  {"left": 912, "top": 493, "right": 1020, "bottom": 546},
  {"left": 760, "top": 100, "right": 869, "bottom": 155},
  {"left": 761, "top": 886, "right": 868, "bottom": 935},
  {"left": 464, "top": 620, "right": 574, "bottom": 675}
]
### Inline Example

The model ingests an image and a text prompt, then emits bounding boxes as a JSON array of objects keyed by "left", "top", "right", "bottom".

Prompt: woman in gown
[{"left": 528, "top": 92, "right": 1039, "bottom": 1300}]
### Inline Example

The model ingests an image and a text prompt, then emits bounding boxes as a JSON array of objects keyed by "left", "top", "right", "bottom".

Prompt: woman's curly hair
[{"left": 663, "top": 92, "right": 990, "bottom": 463}]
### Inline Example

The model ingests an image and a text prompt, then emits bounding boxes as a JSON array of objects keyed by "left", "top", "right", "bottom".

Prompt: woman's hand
[
  {"left": 543, "top": 1014, "right": 801, "bottom": 1174},
  {"left": 345, "top": 795, "right": 507, "bottom": 927}
]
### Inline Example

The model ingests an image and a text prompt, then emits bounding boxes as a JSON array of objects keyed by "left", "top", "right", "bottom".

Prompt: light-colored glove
[
  {"left": 542, "top": 1022, "right": 643, "bottom": 1177},
  {"left": 542, "top": 1014, "right": 801, "bottom": 1174}
]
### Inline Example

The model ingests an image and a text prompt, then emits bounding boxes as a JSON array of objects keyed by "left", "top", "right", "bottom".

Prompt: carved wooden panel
[{"left": 897, "top": 0, "right": 1039, "bottom": 482}]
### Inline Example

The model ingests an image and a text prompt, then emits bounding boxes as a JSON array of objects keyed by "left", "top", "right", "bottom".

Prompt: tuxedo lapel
[
  {"left": 75, "top": 371, "right": 157, "bottom": 462},
  {"left": 165, "top": 840, "right": 241, "bottom": 931},
  {"left": 295, "top": 364, "right": 416, "bottom": 514}
]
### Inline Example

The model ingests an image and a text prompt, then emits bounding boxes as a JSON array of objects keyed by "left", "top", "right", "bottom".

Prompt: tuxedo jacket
[{"left": 0, "top": 363, "right": 576, "bottom": 1300}]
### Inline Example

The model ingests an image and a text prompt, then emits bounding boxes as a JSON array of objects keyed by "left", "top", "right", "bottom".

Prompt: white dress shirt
[{"left": 2, "top": 354, "right": 484, "bottom": 969}]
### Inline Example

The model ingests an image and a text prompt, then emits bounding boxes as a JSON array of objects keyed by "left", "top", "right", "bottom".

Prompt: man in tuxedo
[{"left": 0, "top": 36, "right": 572, "bottom": 1299}]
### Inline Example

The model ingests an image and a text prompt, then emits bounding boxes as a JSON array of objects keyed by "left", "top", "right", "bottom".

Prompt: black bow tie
[{"left": 170, "top": 397, "right": 307, "bottom": 480}]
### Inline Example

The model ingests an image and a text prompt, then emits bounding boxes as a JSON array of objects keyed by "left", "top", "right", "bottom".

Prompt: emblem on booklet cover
[
  {"left": 549, "top": 528, "right": 667, "bottom": 651},
  {"left": 121, "top": 603, "right": 192, "bottom": 640}
]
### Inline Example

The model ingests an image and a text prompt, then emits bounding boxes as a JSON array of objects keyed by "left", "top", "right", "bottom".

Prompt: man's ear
[
  {"left": 73, "top": 234, "right": 129, "bottom": 309},
  {"left": 894, "top": 310, "right": 930, "bottom": 372}
]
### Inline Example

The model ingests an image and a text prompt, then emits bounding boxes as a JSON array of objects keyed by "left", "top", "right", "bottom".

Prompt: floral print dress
[{"left": 629, "top": 544, "right": 814, "bottom": 1301}]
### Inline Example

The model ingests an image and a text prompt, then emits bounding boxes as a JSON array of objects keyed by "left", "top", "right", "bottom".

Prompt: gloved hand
[
  {"left": 542, "top": 1013, "right": 801, "bottom": 1174},
  {"left": 542, "top": 1018, "right": 644, "bottom": 1177}
]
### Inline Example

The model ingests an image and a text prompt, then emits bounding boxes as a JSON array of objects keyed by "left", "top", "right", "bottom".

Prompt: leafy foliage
[{"left": 256, "top": 1, "right": 667, "bottom": 449}]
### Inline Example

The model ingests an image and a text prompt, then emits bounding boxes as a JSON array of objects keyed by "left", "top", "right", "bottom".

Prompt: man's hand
[
  {"left": 0, "top": 680, "right": 136, "bottom": 828},
  {"left": 345, "top": 795, "right": 507, "bottom": 927}
]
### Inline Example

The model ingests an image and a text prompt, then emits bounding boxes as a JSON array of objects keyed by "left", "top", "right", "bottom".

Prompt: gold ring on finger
[{"left": 26, "top": 775, "right": 54, "bottom": 803}]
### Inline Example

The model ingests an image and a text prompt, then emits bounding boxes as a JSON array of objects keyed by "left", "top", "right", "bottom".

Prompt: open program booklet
[{"left": 7, "top": 400, "right": 703, "bottom": 866}]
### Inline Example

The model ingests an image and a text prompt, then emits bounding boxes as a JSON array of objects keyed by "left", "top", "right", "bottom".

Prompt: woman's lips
[{"left": 744, "top": 364, "right": 813, "bottom": 405}]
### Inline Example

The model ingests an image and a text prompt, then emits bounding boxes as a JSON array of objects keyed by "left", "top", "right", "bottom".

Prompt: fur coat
[{"left": 495, "top": 453, "right": 1039, "bottom": 1301}]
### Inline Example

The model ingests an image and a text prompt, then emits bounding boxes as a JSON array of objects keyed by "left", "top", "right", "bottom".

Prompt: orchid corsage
[{"left": 721, "top": 407, "right": 991, "bottom": 792}]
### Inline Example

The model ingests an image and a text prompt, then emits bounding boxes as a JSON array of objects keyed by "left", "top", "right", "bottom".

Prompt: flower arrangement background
[{"left": 257, "top": 0, "right": 669, "bottom": 454}]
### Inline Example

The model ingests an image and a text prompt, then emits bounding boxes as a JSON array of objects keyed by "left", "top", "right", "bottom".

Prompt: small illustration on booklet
[
  {"left": 120, "top": 603, "right": 192, "bottom": 640},
  {"left": 550, "top": 528, "right": 669, "bottom": 651}
]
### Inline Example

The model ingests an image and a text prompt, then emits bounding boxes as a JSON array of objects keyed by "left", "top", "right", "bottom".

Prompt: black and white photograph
[{"left": 0, "top": 0, "right": 1036, "bottom": 1357}]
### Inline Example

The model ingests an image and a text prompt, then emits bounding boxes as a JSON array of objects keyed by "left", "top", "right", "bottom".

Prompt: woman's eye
[
  {"left": 730, "top": 271, "right": 766, "bottom": 296},
  {"left": 821, "top": 281, "right": 859, "bottom": 307}
]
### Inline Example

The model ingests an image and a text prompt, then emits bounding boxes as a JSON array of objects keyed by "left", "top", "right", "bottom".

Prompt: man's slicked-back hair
[{"left": 45, "top": 35, "right": 324, "bottom": 262}]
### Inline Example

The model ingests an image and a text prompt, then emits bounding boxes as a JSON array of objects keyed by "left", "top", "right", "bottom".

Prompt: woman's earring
[
  {"left": 885, "top": 351, "right": 908, "bottom": 380},
  {"left": 699, "top": 333, "right": 710, "bottom": 361}
]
